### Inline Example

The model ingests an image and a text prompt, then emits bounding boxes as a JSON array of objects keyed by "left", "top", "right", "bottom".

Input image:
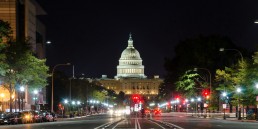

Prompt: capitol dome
[
  {"left": 120, "top": 48, "right": 141, "bottom": 60},
  {"left": 115, "top": 34, "right": 147, "bottom": 79}
]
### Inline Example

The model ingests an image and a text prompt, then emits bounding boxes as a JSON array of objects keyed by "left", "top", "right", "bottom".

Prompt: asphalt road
[{"left": 0, "top": 113, "right": 257, "bottom": 129}]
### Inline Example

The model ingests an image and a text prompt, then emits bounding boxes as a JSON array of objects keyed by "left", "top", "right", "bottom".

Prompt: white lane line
[
  {"left": 135, "top": 118, "right": 137, "bottom": 129},
  {"left": 156, "top": 120, "right": 184, "bottom": 129},
  {"left": 165, "top": 122, "right": 184, "bottom": 129},
  {"left": 112, "top": 119, "right": 125, "bottom": 129},
  {"left": 147, "top": 120, "right": 165, "bottom": 129},
  {"left": 94, "top": 121, "right": 112, "bottom": 129},
  {"left": 137, "top": 118, "right": 141, "bottom": 129}
]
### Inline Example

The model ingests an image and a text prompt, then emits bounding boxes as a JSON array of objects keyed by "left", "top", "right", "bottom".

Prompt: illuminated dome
[{"left": 115, "top": 34, "right": 147, "bottom": 79}]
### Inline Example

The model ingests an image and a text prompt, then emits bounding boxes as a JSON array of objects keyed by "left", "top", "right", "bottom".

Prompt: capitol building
[{"left": 98, "top": 34, "right": 162, "bottom": 98}]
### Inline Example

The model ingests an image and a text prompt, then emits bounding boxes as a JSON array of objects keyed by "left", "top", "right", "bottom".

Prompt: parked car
[
  {"left": 20, "top": 111, "right": 34, "bottom": 124},
  {"left": 30, "top": 111, "right": 43, "bottom": 123},
  {"left": 9, "top": 112, "right": 23, "bottom": 124},
  {"left": 40, "top": 111, "right": 54, "bottom": 122},
  {"left": 0, "top": 113, "right": 10, "bottom": 125}
]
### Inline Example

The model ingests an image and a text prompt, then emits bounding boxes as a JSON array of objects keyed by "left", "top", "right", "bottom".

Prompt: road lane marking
[
  {"left": 135, "top": 118, "right": 137, "bottom": 129},
  {"left": 155, "top": 120, "right": 184, "bottom": 129},
  {"left": 112, "top": 119, "right": 125, "bottom": 129},
  {"left": 147, "top": 119, "right": 165, "bottom": 129},
  {"left": 163, "top": 122, "right": 184, "bottom": 129},
  {"left": 136, "top": 118, "right": 141, "bottom": 129},
  {"left": 94, "top": 121, "right": 112, "bottom": 129}
]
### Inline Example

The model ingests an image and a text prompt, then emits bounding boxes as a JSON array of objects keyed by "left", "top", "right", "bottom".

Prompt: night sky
[{"left": 37, "top": 0, "right": 258, "bottom": 78}]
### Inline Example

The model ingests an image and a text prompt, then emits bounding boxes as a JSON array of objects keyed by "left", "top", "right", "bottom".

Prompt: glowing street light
[
  {"left": 219, "top": 48, "right": 243, "bottom": 61},
  {"left": 20, "top": 86, "right": 25, "bottom": 92},
  {"left": 64, "top": 99, "right": 68, "bottom": 104},
  {"left": 237, "top": 87, "right": 241, "bottom": 93},
  {"left": 46, "top": 41, "right": 51, "bottom": 44},
  {"left": 222, "top": 92, "right": 227, "bottom": 97},
  {"left": 236, "top": 87, "right": 242, "bottom": 120},
  {"left": 255, "top": 83, "right": 258, "bottom": 89},
  {"left": 191, "top": 98, "right": 194, "bottom": 102}
]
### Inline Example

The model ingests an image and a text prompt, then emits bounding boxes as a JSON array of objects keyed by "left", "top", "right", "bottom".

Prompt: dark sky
[{"left": 37, "top": 0, "right": 258, "bottom": 78}]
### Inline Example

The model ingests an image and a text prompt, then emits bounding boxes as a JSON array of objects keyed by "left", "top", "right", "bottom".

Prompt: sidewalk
[{"left": 187, "top": 112, "right": 258, "bottom": 123}]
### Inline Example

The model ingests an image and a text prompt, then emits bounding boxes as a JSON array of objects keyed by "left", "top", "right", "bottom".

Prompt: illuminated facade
[
  {"left": 0, "top": 0, "right": 47, "bottom": 111},
  {"left": 99, "top": 34, "right": 162, "bottom": 98}
]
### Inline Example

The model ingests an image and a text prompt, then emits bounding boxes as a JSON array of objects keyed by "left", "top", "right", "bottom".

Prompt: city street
[{"left": 1, "top": 113, "right": 257, "bottom": 129}]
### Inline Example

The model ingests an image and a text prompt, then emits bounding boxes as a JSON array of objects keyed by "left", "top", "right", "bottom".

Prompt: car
[
  {"left": 40, "top": 111, "right": 55, "bottom": 122},
  {"left": 0, "top": 113, "right": 10, "bottom": 125},
  {"left": 20, "top": 111, "right": 34, "bottom": 124},
  {"left": 9, "top": 112, "right": 23, "bottom": 124},
  {"left": 153, "top": 108, "right": 161, "bottom": 115},
  {"left": 30, "top": 111, "right": 43, "bottom": 123}
]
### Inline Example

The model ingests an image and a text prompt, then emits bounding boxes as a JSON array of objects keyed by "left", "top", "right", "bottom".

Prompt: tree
[
  {"left": 0, "top": 20, "right": 11, "bottom": 76},
  {"left": 163, "top": 35, "right": 242, "bottom": 102},
  {"left": 215, "top": 51, "right": 258, "bottom": 112},
  {"left": 0, "top": 20, "right": 49, "bottom": 112},
  {"left": 175, "top": 70, "right": 202, "bottom": 97},
  {"left": 0, "top": 20, "right": 12, "bottom": 43}
]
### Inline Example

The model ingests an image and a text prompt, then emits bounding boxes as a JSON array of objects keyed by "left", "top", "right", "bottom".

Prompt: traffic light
[
  {"left": 202, "top": 89, "right": 210, "bottom": 99},
  {"left": 132, "top": 94, "right": 140, "bottom": 103}
]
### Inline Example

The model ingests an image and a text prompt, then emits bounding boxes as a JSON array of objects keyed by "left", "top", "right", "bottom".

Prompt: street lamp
[
  {"left": 219, "top": 48, "right": 243, "bottom": 61},
  {"left": 222, "top": 92, "right": 227, "bottom": 120},
  {"left": 51, "top": 63, "right": 71, "bottom": 113},
  {"left": 194, "top": 68, "right": 212, "bottom": 95},
  {"left": 46, "top": 41, "right": 51, "bottom": 44},
  {"left": 33, "top": 89, "right": 38, "bottom": 110},
  {"left": 194, "top": 67, "right": 212, "bottom": 114},
  {"left": 20, "top": 86, "right": 25, "bottom": 111},
  {"left": 255, "top": 83, "right": 258, "bottom": 121},
  {"left": 236, "top": 87, "right": 242, "bottom": 120}
]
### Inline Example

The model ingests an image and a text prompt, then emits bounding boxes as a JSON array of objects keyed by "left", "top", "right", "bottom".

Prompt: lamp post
[
  {"left": 51, "top": 63, "right": 71, "bottom": 113},
  {"left": 222, "top": 92, "right": 227, "bottom": 120},
  {"left": 194, "top": 68, "right": 211, "bottom": 96},
  {"left": 20, "top": 86, "right": 25, "bottom": 111},
  {"left": 237, "top": 87, "right": 242, "bottom": 120},
  {"left": 220, "top": 48, "right": 244, "bottom": 119},
  {"left": 194, "top": 67, "right": 212, "bottom": 115},
  {"left": 255, "top": 83, "right": 258, "bottom": 121},
  {"left": 191, "top": 98, "right": 195, "bottom": 116},
  {"left": 197, "top": 97, "right": 201, "bottom": 117},
  {"left": 33, "top": 89, "right": 38, "bottom": 110},
  {"left": 219, "top": 48, "right": 243, "bottom": 61}
]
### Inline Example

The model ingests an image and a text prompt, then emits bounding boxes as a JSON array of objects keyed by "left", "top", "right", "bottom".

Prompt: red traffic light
[{"left": 202, "top": 89, "right": 210, "bottom": 97}]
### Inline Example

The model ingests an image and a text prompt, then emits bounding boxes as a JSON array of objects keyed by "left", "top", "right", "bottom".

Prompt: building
[
  {"left": 98, "top": 34, "right": 163, "bottom": 99},
  {"left": 0, "top": 0, "right": 47, "bottom": 111}
]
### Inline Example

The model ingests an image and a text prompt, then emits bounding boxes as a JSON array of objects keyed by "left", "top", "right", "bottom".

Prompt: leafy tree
[
  {"left": 163, "top": 35, "right": 248, "bottom": 104},
  {"left": 215, "top": 51, "right": 258, "bottom": 111},
  {"left": 0, "top": 20, "right": 49, "bottom": 112},
  {"left": 175, "top": 70, "right": 202, "bottom": 97},
  {"left": 0, "top": 20, "right": 12, "bottom": 42},
  {"left": 0, "top": 20, "right": 11, "bottom": 76}
]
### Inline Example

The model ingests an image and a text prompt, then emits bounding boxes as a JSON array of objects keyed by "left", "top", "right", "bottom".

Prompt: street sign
[{"left": 223, "top": 104, "right": 227, "bottom": 109}]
